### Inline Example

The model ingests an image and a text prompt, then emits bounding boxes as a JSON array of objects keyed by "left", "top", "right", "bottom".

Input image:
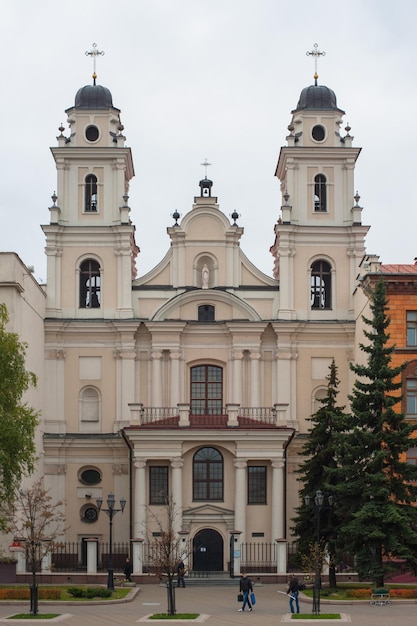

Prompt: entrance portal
[{"left": 192, "top": 529, "right": 223, "bottom": 571}]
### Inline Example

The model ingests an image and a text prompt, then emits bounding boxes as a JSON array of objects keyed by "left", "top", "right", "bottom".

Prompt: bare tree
[
  {"left": 7, "top": 479, "right": 66, "bottom": 615},
  {"left": 145, "top": 499, "right": 190, "bottom": 615}
]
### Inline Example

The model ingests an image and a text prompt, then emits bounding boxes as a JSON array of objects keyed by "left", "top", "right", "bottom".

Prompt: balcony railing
[{"left": 128, "top": 404, "right": 290, "bottom": 429}]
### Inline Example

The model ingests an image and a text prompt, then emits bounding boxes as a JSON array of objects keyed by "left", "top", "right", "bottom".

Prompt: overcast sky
[{"left": 1, "top": 0, "right": 416, "bottom": 283}]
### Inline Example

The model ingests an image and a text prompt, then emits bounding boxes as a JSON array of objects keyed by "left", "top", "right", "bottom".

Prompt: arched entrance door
[{"left": 193, "top": 529, "right": 223, "bottom": 572}]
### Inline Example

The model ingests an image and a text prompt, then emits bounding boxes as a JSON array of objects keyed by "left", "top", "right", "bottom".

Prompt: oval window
[
  {"left": 85, "top": 125, "right": 99, "bottom": 142},
  {"left": 312, "top": 125, "right": 325, "bottom": 142},
  {"left": 79, "top": 467, "right": 101, "bottom": 485}
]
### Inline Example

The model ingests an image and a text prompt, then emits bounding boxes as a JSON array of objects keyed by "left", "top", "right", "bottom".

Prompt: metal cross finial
[
  {"left": 201, "top": 158, "right": 212, "bottom": 178},
  {"left": 85, "top": 43, "right": 105, "bottom": 82},
  {"left": 306, "top": 43, "right": 326, "bottom": 83}
]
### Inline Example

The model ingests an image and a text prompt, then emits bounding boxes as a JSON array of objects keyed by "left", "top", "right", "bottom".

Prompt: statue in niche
[{"left": 202, "top": 264, "right": 209, "bottom": 289}]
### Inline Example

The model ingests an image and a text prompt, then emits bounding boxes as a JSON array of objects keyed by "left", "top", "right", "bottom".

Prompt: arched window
[
  {"left": 190, "top": 365, "right": 223, "bottom": 415},
  {"left": 314, "top": 174, "right": 327, "bottom": 212},
  {"left": 79, "top": 259, "right": 101, "bottom": 308},
  {"left": 193, "top": 447, "right": 223, "bottom": 501},
  {"left": 85, "top": 174, "right": 98, "bottom": 212},
  {"left": 311, "top": 260, "right": 332, "bottom": 309},
  {"left": 198, "top": 305, "right": 215, "bottom": 322},
  {"left": 79, "top": 386, "right": 100, "bottom": 422}
]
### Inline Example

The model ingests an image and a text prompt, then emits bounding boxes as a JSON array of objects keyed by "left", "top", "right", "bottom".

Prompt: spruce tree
[
  {"left": 331, "top": 278, "right": 417, "bottom": 587},
  {"left": 292, "top": 360, "right": 347, "bottom": 585}
]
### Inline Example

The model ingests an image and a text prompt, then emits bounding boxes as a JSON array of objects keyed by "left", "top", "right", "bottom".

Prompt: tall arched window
[
  {"left": 190, "top": 365, "right": 223, "bottom": 415},
  {"left": 311, "top": 260, "right": 332, "bottom": 309},
  {"left": 85, "top": 174, "right": 98, "bottom": 212},
  {"left": 193, "top": 447, "right": 223, "bottom": 501},
  {"left": 79, "top": 259, "right": 101, "bottom": 308},
  {"left": 314, "top": 174, "right": 327, "bottom": 212}
]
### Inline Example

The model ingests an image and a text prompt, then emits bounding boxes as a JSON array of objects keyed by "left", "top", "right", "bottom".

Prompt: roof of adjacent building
[{"left": 381, "top": 264, "right": 417, "bottom": 274}]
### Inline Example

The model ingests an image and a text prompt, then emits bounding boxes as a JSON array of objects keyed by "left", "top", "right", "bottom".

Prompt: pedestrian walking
[{"left": 238, "top": 572, "right": 253, "bottom": 612}]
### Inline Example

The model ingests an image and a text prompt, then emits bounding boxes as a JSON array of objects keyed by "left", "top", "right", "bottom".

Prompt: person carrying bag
[{"left": 238, "top": 572, "right": 254, "bottom": 612}]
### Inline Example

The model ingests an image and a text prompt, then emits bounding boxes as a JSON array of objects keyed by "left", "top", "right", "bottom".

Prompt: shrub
[
  {"left": 67, "top": 586, "right": 84, "bottom": 598},
  {"left": 345, "top": 588, "right": 372, "bottom": 598},
  {"left": 67, "top": 586, "right": 112, "bottom": 599},
  {"left": 390, "top": 588, "right": 417, "bottom": 598},
  {"left": 0, "top": 587, "right": 61, "bottom": 600}
]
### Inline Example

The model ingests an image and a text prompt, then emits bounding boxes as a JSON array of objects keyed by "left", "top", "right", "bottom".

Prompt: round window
[
  {"left": 85, "top": 125, "right": 99, "bottom": 142},
  {"left": 312, "top": 125, "right": 325, "bottom": 142},
  {"left": 81, "top": 506, "right": 98, "bottom": 523},
  {"left": 79, "top": 468, "right": 101, "bottom": 485}
]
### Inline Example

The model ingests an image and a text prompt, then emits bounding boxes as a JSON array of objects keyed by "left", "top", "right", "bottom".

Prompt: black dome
[
  {"left": 293, "top": 84, "right": 343, "bottom": 113},
  {"left": 74, "top": 84, "right": 114, "bottom": 109}
]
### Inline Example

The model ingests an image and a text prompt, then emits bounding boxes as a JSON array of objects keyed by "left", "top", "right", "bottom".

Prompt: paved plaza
[{"left": 0, "top": 583, "right": 415, "bottom": 625}]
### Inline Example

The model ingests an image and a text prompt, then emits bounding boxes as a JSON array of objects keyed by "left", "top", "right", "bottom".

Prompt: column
[
  {"left": 232, "top": 351, "right": 243, "bottom": 405},
  {"left": 151, "top": 351, "right": 163, "bottom": 406},
  {"left": 170, "top": 352, "right": 181, "bottom": 408},
  {"left": 234, "top": 459, "right": 247, "bottom": 543},
  {"left": 249, "top": 351, "right": 261, "bottom": 407},
  {"left": 271, "top": 459, "right": 285, "bottom": 540},
  {"left": 170, "top": 458, "right": 183, "bottom": 534},
  {"left": 86, "top": 538, "right": 98, "bottom": 574},
  {"left": 133, "top": 460, "right": 147, "bottom": 539},
  {"left": 132, "top": 539, "right": 144, "bottom": 574},
  {"left": 116, "top": 348, "right": 136, "bottom": 422}
]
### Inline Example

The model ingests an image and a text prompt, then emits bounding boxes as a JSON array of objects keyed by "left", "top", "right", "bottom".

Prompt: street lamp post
[
  {"left": 96, "top": 493, "right": 126, "bottom": 591},
  {"left": 304, "top": 490, "right": 333, "bottom": 615}
]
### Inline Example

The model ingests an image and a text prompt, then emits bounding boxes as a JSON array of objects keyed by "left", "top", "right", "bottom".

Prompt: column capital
[
  {"left": 170, "top": 457, "right": 184, "bottom": 469},
  {"left": 134, "top": 460, "right": 146, "bottom": 470},
  {"left": 234, "top": 459, "right": 247, "bottom": 470},
  {"left": 271, "top": 459, "right": 285, "bottom": 470}
]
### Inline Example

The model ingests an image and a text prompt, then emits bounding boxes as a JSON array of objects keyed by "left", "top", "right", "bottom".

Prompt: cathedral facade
[{"left": 4, "top": 70, "right": 370, "bottom": 574}]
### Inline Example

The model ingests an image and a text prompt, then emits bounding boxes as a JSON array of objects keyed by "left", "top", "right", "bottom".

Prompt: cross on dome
[
  {"left": 85, "top": 43, "right": 105, "bottom": 84},
  {"left": 306, "top": 43, "right": 326, "bottom": 85},
  {"left": 201, "top": 158, "right": 212, "bottom": 179}
]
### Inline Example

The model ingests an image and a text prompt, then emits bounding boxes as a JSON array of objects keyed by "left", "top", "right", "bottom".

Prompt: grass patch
[
  {"left": 8, "top": 615, "right": 61, "bottom": 620},
  {"left": 149, "top": 614, "right": 199, "bottom": 620},
  {"left": 292, "top": 615, "right": 341, "bottom": 620}
]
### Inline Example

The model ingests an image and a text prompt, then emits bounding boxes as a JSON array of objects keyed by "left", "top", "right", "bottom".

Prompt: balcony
[{"left": 127, "top": 404, "right": 291, "bottom": 429}]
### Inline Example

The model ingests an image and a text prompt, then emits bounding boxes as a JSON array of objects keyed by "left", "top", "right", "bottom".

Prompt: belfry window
[
  {"left": 85, "top": 174, "right": 98, "bottom": 212},
  {"left": 311, "top": 260, "right": 331, "bottom": 309},
  {"left": 314, "top": 174, "right": 327, "bottom": 212},
  {"left": 79, "top": 259, "right": 101, "bottom": 308},
  {"left": 193, "top": 447, "right": 223, "bottom": 501},
  {"left": 190, "top": 365, "right": 223, "bottom": 415}
]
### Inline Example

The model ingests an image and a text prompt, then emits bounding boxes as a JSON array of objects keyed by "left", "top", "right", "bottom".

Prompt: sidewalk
[{"left": 0, "top": 583, "right": 415, "bottom": 625}]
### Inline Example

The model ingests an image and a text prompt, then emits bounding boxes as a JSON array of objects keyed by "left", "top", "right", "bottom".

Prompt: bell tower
[
  {"left": 42, "top": 44, "right": 138, "bottom": 319},
  {"left": 271, "top": 45, "right": 368, "bottom": 321}
]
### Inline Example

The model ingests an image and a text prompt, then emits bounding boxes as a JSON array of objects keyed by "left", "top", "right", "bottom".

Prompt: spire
[{"left": 85, "top": 43, "right": 105, "bottom": 85}]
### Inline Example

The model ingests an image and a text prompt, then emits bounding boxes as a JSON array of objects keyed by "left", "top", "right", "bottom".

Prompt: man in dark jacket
[
  {"left": 238, "top": 572, "right": 253, "bottom": 612},
  {"left": 287, "top": 574, "right": 300, "bottom": 613}
]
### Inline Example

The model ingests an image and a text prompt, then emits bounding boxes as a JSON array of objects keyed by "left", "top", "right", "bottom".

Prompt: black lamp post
[
  {"left": 304, "top": 490, "right": 333, "bottom": 615},
  {"left": 96, "top": 492, "right": 126, "bottom": 591}
]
